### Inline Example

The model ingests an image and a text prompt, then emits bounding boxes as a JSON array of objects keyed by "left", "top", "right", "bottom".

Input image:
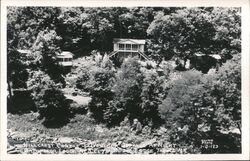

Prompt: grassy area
[
  {"left": 7, "top": 111, "right": 205, "bottom": 154},
  {"left": 64, "top": 94, "right": 91, "bottom": 106},
  {"left": 7, "top": 112, "right": 153, "bottom": 144}
]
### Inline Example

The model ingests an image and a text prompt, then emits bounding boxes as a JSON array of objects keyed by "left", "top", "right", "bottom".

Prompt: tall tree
[{"left": 147, "top": 7, "right": 241, "bottom": 64}]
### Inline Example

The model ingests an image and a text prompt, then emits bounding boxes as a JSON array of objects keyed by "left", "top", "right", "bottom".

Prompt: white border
[{"left": 1, "top": 0, "right": 249, "bottom": 160}]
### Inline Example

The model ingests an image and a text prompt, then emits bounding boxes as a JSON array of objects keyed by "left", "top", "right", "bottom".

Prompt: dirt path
[{"left": 64, "top": 94, "right": 91, "bottom": 106}]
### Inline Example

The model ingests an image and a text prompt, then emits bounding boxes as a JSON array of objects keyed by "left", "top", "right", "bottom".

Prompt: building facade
[
  {"left": 109, "top": 38, "right": 149, "bottom": 60},
  {"left": 56, "top": 51, "right": 73, "bottom": 67}
]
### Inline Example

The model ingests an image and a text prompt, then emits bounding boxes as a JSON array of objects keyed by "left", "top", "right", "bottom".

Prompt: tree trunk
[
  {"left": 237, "top": 121, "right": 241, "bottom": 134},
  {"left": 7, "top": 80, "right": 13, "bottom": 99}
]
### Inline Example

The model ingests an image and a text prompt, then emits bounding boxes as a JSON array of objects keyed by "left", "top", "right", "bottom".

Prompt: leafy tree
[
  {"left": 103, "top": 57, "right": 143, "bottom": 125},
  {"left": 200, "top": 54, "right": 241, "bottom": 153},
  {"left": 104, "top": 58, "right": 164, "bottom": 126},
  {"left": 40, "top": 87, "right": 71, "bottom": 127},
  {"left": 147, "top": 7, "right": 241, "bottom": 68},
  {"left": 7, "top": 7, "right": 61, "bottom": 49},
  {"left": 75, "top": 53, "right": 113, "bottom": 91},
  {"left": 140, "top": 68, "right": 165, "bottom": 126},
  {"left": 147, "top": 8, "right": 215, "bottom": 60},
  {"left": 56, "top": 7, "right": 91, "bottom": 52},
  {"left": 80, "top": 8, "right": 115, "bottom": 52},
  {"left": 7, "top": 7, "right": 65, "bottom": 85},
  {"left": 8, "top": 6, "right": 240, "bottom": 61},
  {"left": 159, "top": 70, "right": 206, "bottom": 146},
  {"left": 27, "top": 70, "right": 71, "bottom": 127},
  {"left": 117, "top": 7, "right": 153, "bottom": 39},
  {"left": 75, "top": 54, "right": 116, "bottom": 122},
  {"left": 211, "top": 8, "right": 241, "bottom": 60},
  {"left": 7, "top": 49, "right": 29, "bottom": 94},
  {"left": 212, "top": 54, "right": 241, "bottom": 133},
  {"left": 7, "top": 7, "right": 28, "bottom": 98},
  {"left": 27, "top": 71, "right": 56, "bottom": 106},
  {"left": 31, "top": 29, "right": 65, "bottom": 84},
  {"left": 7, "top": 48, "right": 30, "bottom": 113},
  {"left": 159, "top": 54, "right": 241, "bottom": 153},
  {"left": 88, "top": 68, "right": 116, "bottom": 123}
]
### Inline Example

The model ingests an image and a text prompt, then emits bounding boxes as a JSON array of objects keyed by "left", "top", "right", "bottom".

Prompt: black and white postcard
[{"left": 1, "top": 0, "right": 249, "bottom": 160}]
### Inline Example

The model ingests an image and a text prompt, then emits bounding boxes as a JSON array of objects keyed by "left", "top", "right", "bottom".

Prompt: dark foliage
[
  {"left": 7, "top": 91, "right": 36, "bottom": 114},
  {"left": 159, "top": 55, "right": 241, "bottom": 153},
  {"left": 39, "top": 88, "right": 71, "bottom": 127}
]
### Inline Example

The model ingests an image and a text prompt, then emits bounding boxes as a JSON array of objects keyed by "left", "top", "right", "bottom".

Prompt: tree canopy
[
  {"left": 8, "top": 7, "right": 240, "bottom": 59},
  {"left": 7, "top": 7, "right": 242, "bottom": 153}
]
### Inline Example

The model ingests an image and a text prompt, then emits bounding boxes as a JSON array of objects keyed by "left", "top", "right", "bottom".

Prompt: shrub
[
  {"left": 75, "top": 54, "right": 116, "bottom": 122},
  {"left": 7, "top": 90, "right": 36, "bottom": 114},
  {"left": 104, "top": 58, "right": 165, "bottom": 127},
  {"left": 213, "top": 54, "right": 241, "bottom": 132},
  {"left": 207, "top": 54, "right": 241, "bottom": 153},
  {"left": 159, "top": 70, "right": 206, "bottom": 147},
  {"left": 60, "top": 114, "right": 98, "bottom": 140},
  {"left": 27, "top": 70, "right": 71, "bottom": 127},
  {"left": 40, "top": 88, "right": 71, "bottom": 127},
  {"left": 75, "top": 53, "right": 114, "bottom": 92},
  {"left": 140, "top": 68, "right": 165, "bottom": 126},
  {"left": 103, "top": 58, "right": 144, "bottom": 126},
  {"left": 88, "top": 68, "right": 116, "bottom": 122}
]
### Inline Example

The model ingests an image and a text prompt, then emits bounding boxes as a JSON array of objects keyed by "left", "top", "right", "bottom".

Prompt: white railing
[{"left": 59, "top": 61, "right": 73, "bottom": 66}]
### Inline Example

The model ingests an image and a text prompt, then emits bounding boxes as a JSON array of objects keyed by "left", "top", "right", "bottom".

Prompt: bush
[
  {"left": 88, "top": 68, "right": 116, "bottom": 122},
  {"left": 27, "top": 70, "right": 71, "bottom": 127},
  {"left": 159, "top": 54, "right": 241, "bottom": 153},
  {"left": 104, "top": 58, "right": 165, "bottom": 127},
  {"left": 76, "top": 57, "right": 171, "bottom": 127},
  {"left": 75, "top": 54, "right": 116, "bottom": 122},
  {"left": 159, "top": 70, "right": 206, "bottom": 148},
  {"left": 76, "top": 55, "right": 167, "bottom": 127},
  {"left": 213, "top": 54, "right": 241, "bottom": 132},
  {"left": 39, "top": 88, "right": 71, "bottom": 127},
  {"left": 60, "top": 114, "right": 98, "bottom": 140},
  {"left": 105, "top": 57, "right": 144, "bottom": 125},
  {"left": 75, "top": 53, "right": 114, "bottom": 92},
  {"left": 7, "top": 90, "right": 36, "bottom": 114},
  {"left": 140, "top": 68, "right": 165, "bottom": 126}
]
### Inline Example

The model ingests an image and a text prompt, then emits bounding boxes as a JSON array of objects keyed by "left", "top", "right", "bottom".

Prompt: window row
[
  {"left": 118, "top": 44, "right": 139, "bottom": 51},
  {"left": 57, "top": 58, "right": 72, "bottom": 62}
]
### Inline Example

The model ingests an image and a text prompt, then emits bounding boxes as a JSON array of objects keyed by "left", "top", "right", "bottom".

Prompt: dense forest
[{"left": 7, "top": 7, "right": 241, "bottom": 154}]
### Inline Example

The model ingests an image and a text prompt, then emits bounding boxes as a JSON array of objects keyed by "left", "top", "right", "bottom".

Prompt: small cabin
[
  {"left": 190, "top": 53, "right": 222, "bottom": 73},
  {"left": 109, "top": 38, "right": 149, "bottom": 60},
  {"left": 56, "top": 51, "right": 73, "bottom": 67}
]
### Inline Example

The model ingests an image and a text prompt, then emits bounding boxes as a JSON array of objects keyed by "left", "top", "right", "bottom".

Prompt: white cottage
[
  {"left": 56, "top": 51, "right": 73, "bottom": 67},
  {"left": 17, "top": 49, "right": 31, "bottom": 55},
  {"left": 109, "top": 38, "right": 149, "bottom": 60}
]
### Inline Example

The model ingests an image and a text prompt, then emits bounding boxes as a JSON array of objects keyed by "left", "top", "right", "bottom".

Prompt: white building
[
  {"left": 56, "top": 51, "right": 73, "bottom": 67},
  {"left": 109, "top": 38, "right": 149, "bottom": 60},
  {"left": 17, "top": 49, "right": 31, "bottom": 55}
]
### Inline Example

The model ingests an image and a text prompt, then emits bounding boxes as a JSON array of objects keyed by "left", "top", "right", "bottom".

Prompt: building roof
[
  {"left": 210, "top": 54, "right": 221, "bottom": 60},
  {"left": 194, "top": 53, "right": 221, "bottom": 60},
  {"left": 113, "top": 38, "right": 146, "bottom": 44},
  {"left": 194, "top": 53, "right": 205, "bottom": 57},
  {"left": 57, "top": 51, "right": 74, "bottom": 58},
  {"left": 57, "top": 51, "right": 73, "bottom": 56},
  {"left": 17, "top": 49, "right": 31, "bottom": 54}
]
